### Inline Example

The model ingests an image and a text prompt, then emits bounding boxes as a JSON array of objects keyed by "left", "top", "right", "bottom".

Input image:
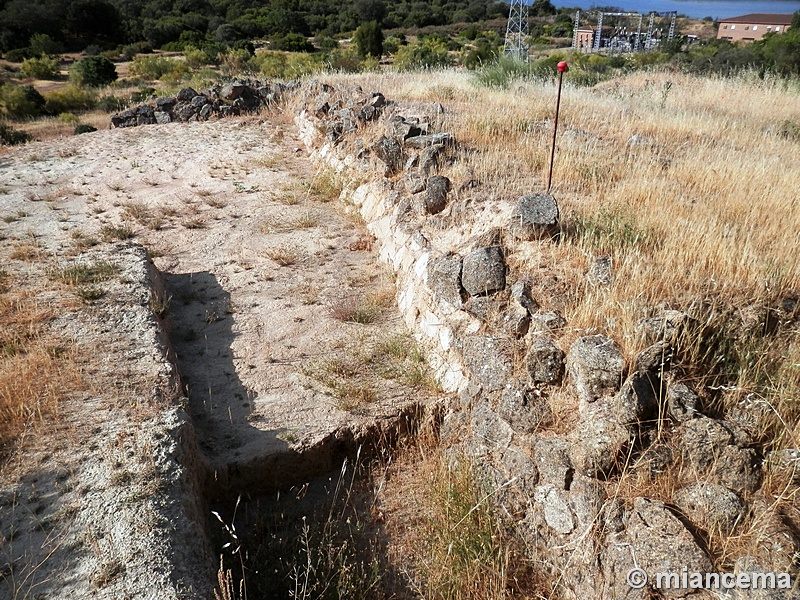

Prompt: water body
[{"left": 553, "top": 0, "right": 800, "bottom": 19}]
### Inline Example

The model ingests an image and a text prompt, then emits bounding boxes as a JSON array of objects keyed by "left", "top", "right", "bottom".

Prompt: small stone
[
  {"left": 666, "top": 382, "right": 698, "bottom": 422},
  {"left": 462, "top": 336, "right": 513, "bottom": 392},
  {"left": 462, "top": 296, "right": 490, "bottom": 321},
  {"left": 426, "top": 254, "right": 463, "bottom": 310},
  {"left": 176, "top": 87, "right": 198, "bottom": 102},
  {"left": 154, "top": 110, "right": 171, "bottom": 124},
  {"left": 404, "top": 132, "right": 455, "bottom": 148},
  {"left": 674, "top": 482, "right": 745, "bottom": 534},
  {"left": 461, "top": 247, "right": 506, "bottom": 296},
  {"left": 498, "top": 385, "right": 552, "bottom": 434},
  {"left": 510, "top": 281, "right": 539, "bottom": 314},
  {"left": 508, "top": 193, "right": 559, "bottom": 241},
  {"left": 535, "top": 484, "right": 575, "bottom": 535},
  {"left": 530, "top": 311, "right": 566, "bottom": 333},
  {"left": 526, "top": 335, "right": 565, "bottom": 385},
  {"left": 424, "top": 176, "right": 450, "bottom": 215},
  {"left": 470, "top": 398, "right": 513, "bottom": 447},
  {"left": 371, "top": 135, "right": 404, "bottom": 175},
  {"left": 567, "top": 335, "right": 625, "bottom": 403}
]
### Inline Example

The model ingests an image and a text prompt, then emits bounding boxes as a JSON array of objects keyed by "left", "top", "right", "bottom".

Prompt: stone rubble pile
[
  {"left": 110, "top": 79, "right": 295, "bottom": 128},
  {"left": 295, "top": 83, "right": 800, "bottom": 599}
]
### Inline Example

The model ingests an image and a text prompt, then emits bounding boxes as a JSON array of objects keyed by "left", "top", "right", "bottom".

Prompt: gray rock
[
  {"left": 674, "top": 482, "right": 745, "bottom": 534},
  {"left": 714, "top": 446, "right": 761, "bottom": 494},
  {"left": 766, "top": 448, "right": 800, "bottom": 482},
  {"left": 314, "top": 101, "right": 330, "bottom": 118},
  {"left": 567, "top": 335, "right": 625, "bottom": 403},
  {"left": 174, "top": 102, "right": 196, "bottom": 122},
  {"left": 470, "top": 398, "right": 513, "bottom": 448},
  {"left": 510, "top": 281, "right": 539, "bottom": 314},
  {"left": 530, "top": 311, "right": 566, "bottom": 333},
  {"left": 634, "top": 341, "right": 672, "bottom": 373},
  {"left": 587, "top": 255, "right": 613, "bottom": 286},
  {"left": 461, "top": 247, "right": 506, "bottom": 296},
  {"left": 424, "top": 176, "right": 450, "bottom": 215},
  {"left": 462, "top": 336, "right": 513, "bottom": 392},
  {"left": 463, "top": 296, "right": 490, "bottom": 321},
  {"left": 666, "top": 382, "right": 698, "bottom": 422},
  {"left": 369, "top": 92, "right": 386, "bottom": 108},
  {"left": 501, "top": 448, "right": 538, "bottom": 495},
  {"left": 678, "top": 417, "right": 734, "bottom": 472},
  {"left": 190, "top": 94, "right": 208, "bottom": 108},
  {"left": 198, "top": 103, "right": 213, "bottom": 120},
  {"left": 508, "top": 193, "right": 559, "bottom": 241},
  {"left": 569, "top": 398, "right": 630, "bottom": 476},
  {"left": 526, "top": 335, "right": 565, "bottom": 385},
  {"left": 155, "top": 96, "right": 176, "bottom": 109},
  {"left": 498, "top": 385, "right": 552, "bottom": 434},
  {"left": 220, "top": 82, "right": 246, "bottom": 102},
  {"left": 535, "top": 484, "right": 575, "bottom": 534},
  {"left": 621, "top": 498, "right": 713, "bottom": 599},
  {"left": 326, "top": 121, "right": 344, "bottom": 142},
  {"left": 371, "top": 136, "right": 404, "bottom": 175},
  {"left": 530, "top": 435, "right": 573, "bottom": 489},
  {"left": 404, "top": 132, "right": 455, "bottom": 148},
  {"left": 389, "top": 118, "right": 422, "bottom": 140},
  {"left": 359, "top": 104, "right": 377, "bottom": 122},
  {"left": 426, "top": 254, "right": 463, "bottom": 309},
  {"left": 154, "top": 110, "right": 171, "bottom": 125},
  {"left": 498, "top": 302, "right": 530, "bottom": 338},
  {"left": 419, "top": 143, "right": 445, "bottom": 175},
  {"left": 176, "top": 87, "right": 198, "bottom": 102},
  {"left": 636, "top": 309, "right": 690, "bottom": 344},
  {"left": 615, "top": 371, "right": 660, "bottom": 426}
]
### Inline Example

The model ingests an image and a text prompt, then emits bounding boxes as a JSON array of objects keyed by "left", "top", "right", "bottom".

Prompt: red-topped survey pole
[{"left": 547, "top": 61, "right": 568, "bottom": 194}]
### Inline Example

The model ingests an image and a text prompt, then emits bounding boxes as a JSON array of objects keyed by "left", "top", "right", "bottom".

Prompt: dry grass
[
  {"left": 264, "top": 247, "right": 300, "bottom": 266},
  {"left": 0, "top": 285, "right": 81, "bottom": 458}
]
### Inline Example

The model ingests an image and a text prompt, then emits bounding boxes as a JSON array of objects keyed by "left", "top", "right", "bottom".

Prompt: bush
[
  {"left": 393, "top": 37, "right": 452, "bottom": 70},
  {"left": 0, "top": 122, "right": 32, "bottom": 145},
  {"left": 0, "top": 84, "right": 46, "bottom": 119},
  {"left": 43, "top": 85, "right": 97, "bottom": 114},
  {"left": 29, "top": 34, "right": 63, "bottom": 57},
  {"left": 97, "top": 95, "right": 127, "bottom": 112},
  {"left": 120, "top": 42, "right": 153, "bottom": 61},
  {"left": 70, "top": 56, "right": 118, "bottom": 87},
  {"left": 5, "top": 48, "right": 34, "bottom": 63},
  {"left": 353, "top": 21, "right": 383, "bottom": 58},
  {"left": 254, "top": 51, "right": 288, "bottom": 77},
  {"left": 383, "top": 35, "right": 406, "bottom": 55},
  {"left": 327, "top": 49, "right": 366, "bottom": 73},
  {"left": 271, "top": 33, "right": 314, "bottom": 52},
  {"left": 129, "top": 55, "right": 186, "bottom": 81},
  {"left": 20, "top": 56, "right": 60, "bottom": 80}
]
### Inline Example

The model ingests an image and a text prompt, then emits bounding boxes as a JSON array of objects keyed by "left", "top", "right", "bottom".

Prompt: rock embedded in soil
[
  {"left": 674, "top": 481, "right": 745, "bottom": 534},
  {"left": 508, "top": 193, "right": 560, "bottom": 241},
  {"left": 526, "top": 334, "right": 565, "bottom": 385},
  {"left": 423, "top": 175, "right": 450, "bottom": 215}
]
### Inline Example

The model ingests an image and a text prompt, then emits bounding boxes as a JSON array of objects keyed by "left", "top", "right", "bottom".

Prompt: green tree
[
  {"left": 69, "top": 55, "right": 117, "bottom": 87},
  {"left": 353, "top": 20, "right": 383, "bottom": 58},
  {"left": 29, "top": 33, "right": 63, "bottom": 56},
  {"left": 20, "top": 55, "right": 60, "bottom": 79},
  {"left": 531, "top": 0, "right": 556, "bottom": 17},
  {"left": 394, "top": 36, "right": 452, "bottom": 70}
]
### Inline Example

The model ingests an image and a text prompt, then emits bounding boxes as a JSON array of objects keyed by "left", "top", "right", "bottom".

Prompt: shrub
[
  {"left": 4, "top": 48, "right": 34, "bottom": 63},
  {"left": 327, "top": 49, "right": 366, "bottom": 73},
  {"left": 393, "top": 37, "right": 452, "bottom": 71},
  {"left": 0, "top": 122, "right": 32, "bottom": 145},
  {"left": 129, "top": 55, "right": 185, "bottom": 81},
  {"left": 29, "top": 33, "right": 63, "bottom": 57},
  {"left": 353, "top": 21, "right": 383, "bottom": 58},
  {"left": 69, "top": 56, "right": 118, "bottom": 87},
  {"left": 97, "top": 95, "right": 126, "bottom": 112},
  {"left": 20, "top": 56, "right": 60, "bottom": 80},
  {"left": 43, "top": 85, "right": 97, "bottom": 114},
  {"left": 120, "top": 41, "right": 153, "bottom": 61},
  {"left": 254, "top": 51, "right": 288, "bottom": 77},
  {"left": 271, "top": 33, "right": 314, "bottom": 52},
  {"left": 0, "top": 83, "right": 46, "bottom": 119}
]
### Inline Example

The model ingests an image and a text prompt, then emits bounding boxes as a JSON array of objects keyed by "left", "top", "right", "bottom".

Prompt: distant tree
[
  {"left": 271, "top": 33, "right": 314, "bottom": 52},
  {"left": 531, "top": 0, "right": 557, "bottom": 17},
  {"left": 29, "top": 33, "right": 63, "bottom": 56},
  {"left": 792, "top": 10, "right": 800, "bottom": 30},
  {"left": 354, "top": 0, "right": 385, "bottom": 24},
  {"left": 69, "top": 55, "right": 117, "bottom": 87},
  {"left": 20, "top": 55, "right": 59, "bottom": 79},
  {"left": 354, "top": 20, "right": 383, "bottom": 58},
  {"left": 66, "top": 0, "right": 124, "bottom": 45}
]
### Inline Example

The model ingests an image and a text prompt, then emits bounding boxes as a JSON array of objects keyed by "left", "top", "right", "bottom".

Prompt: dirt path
[{"left": 0, "top": 111, "right": 437, "bottom": 598}]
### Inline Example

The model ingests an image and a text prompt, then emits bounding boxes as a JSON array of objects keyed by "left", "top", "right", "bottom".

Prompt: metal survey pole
[{"left": 547, "top": 61, "right": 568, "bottom": 194}]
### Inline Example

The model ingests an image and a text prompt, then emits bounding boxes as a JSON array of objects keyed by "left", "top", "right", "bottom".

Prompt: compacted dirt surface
[{"left": 0, "top": 109, "right": 437, "bottom": 598}]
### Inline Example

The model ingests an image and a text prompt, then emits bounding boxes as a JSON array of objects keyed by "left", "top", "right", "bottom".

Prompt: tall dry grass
[{"left": 322, "top": 67, "right": 800, "bottom": 447}]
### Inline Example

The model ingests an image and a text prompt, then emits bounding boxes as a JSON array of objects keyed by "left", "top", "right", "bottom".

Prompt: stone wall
[{"left": 294, "top": 83, "right": 800, "bottom": 599}]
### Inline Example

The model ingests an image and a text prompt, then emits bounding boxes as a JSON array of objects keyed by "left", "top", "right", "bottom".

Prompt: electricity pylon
[{"left": 504, "top": 0, "right": 529, "bottom": 62}]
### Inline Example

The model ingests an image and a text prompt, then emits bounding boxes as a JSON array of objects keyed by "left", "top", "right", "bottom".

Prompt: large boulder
[
  {"left": 371, "top": 136, "right": 404, "bottom": 175},
  {"left": 461, "top": 247, "right": 506, "bottom": 296}
]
